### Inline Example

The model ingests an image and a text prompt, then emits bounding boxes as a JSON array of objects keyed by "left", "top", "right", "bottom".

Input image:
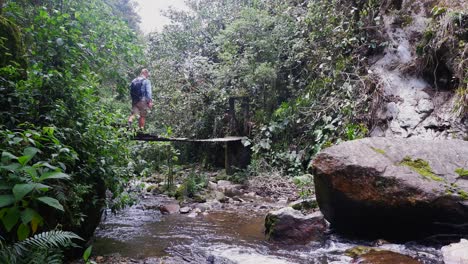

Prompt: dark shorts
[{"left": 131, "top": 100, "right": 149, "bottom": 117}]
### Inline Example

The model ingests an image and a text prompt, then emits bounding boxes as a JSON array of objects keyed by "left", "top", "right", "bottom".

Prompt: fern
[{"left": 0, "top": 231, "right": 82, "bottom": 264}]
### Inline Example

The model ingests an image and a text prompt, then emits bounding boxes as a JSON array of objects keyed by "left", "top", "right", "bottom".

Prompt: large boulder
[
  {"left": 264, "top": 207, "right": 327, "bottom": 244},
  {"left": 442, "top": 239, "right": 468, "bottom": 264},
  {"left": 311, "top": 137, "right": 468, "bottom": 240}
]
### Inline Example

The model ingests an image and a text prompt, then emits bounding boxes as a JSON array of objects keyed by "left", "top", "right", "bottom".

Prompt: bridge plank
[{"left": 134, "top": 133, "right": 245, "bottom": 142}]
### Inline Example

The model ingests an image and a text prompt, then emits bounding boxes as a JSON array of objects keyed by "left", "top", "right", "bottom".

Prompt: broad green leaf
[
  {"left": 33, "top": 162, "right": 58, "bottom": 170},
  {"left": 17, "top": 223, "right": 30, "bottom": 241},
  {"left": 37, "top": 196, "right": 64, "bottom": 211},
  {"left": 1, "top": 152, "right": 18, "bottom": 162},
  {"left": 2, "top": 207, "right": 20, "bottom": 231},
  {"left": 0, "top": 195, "right": 15, "bottom": 207},
  {"left": 0, "top": 208, "right": 7, "bottom": 218},
  {"left": 22, "top": 166, "right": 38, "bottom": 179},
  {"left": 31, "top": 214, "right": 43, "bottom": 234},
  {"left": 23, "top": 147, "right": 40, "bottom": 158},
  {"left": 83, "top": 245, "right": 93, "bottom": 261},
  {"left": 39, "top": 171, "right": 70, "bottom": 181},
  {"left": 21, "top": 208, "right": 37, "bottom": 225},
  {"left": 0, "top": 184, "right": 12, "bottom": 190},
  {"left": 18, "top": 155, "right": 32, "bottom": 166},
  {"left": 35, "top": 183, "right": 51, "bottom": 192},
  {"left": 0, "top": 163, "right": 21, "bottom": 172},
  {"left": 13, "top": 184, "right": 36, "bottom": 201}
]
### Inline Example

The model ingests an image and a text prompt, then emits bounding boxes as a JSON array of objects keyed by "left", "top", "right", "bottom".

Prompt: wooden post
[
  {"left": 241, "top": 97, "right": 250, "bottom": 136},
  {"left": 224, "top": 142, "right": 232, "bottom": 175},
  {"left": 228, "top": 97, "right": 236, "bottom": 135}
]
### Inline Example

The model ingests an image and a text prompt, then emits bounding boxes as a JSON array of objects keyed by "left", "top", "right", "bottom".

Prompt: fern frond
[
  {"left": 18, "top": 230, "right": 82, "bottom": 250},
  {"left": 0, "top": 230, "right": 83, "bottom": 264}
]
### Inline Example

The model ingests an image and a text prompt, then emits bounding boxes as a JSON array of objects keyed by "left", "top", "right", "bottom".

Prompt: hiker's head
[{"left": 141, "top": 68, "right": 150, "bottom": 78}]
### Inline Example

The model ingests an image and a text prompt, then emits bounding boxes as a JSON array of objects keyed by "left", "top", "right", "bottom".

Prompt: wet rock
[
  {"left": 311, "top": 137, "right": 468, "bottom": 240},
  {"left": 159, "top": 204, "right": 180, "bottom": 215},
  {"left": 187, "top": 212, "right": 198, "bottom": 218},
  {"left": 208, "top": 181, "right": 218, "bottom": 190},
  {"left": 276, "top": 198, "right": 288, "bottom": 207},
  {"left": 193, "top": 193, "right": 207, "bottom": 203},
  {"left": 441, "top": 239, "right": 468, "bottom": 264},
  {"left": 206, "top": 255, "right": 236, "bottom": 264},
  {"left": 205, "top": 200, "right": 223, "bottom": 210},
  {"left": 145, "top": 184, "right": 159, "bottom": 193},
  {"left": 194, "top": 203, "right": 210, "bottom": 212},
  {"left": 265, "top": 207, "right": 326, "bottom": 244},
  {"left": 214, "top": 191, "right": 229, "bottom": 203},
  {"left": 179, "top": 206, "right": 191, "bottom": 214},
  {"left": 143, "top": 204, "right": 160, "bottom": 210},
  {"left": 245, "top": 192, "right": 257, "bottom": 198},
  {"left": 233, "top": 196, "right": 246, "bottom": 203},
  {"left": 216, "top": 180, "right": 243, "bottom": 197},
  {"left": 355, "top": 250, "right": 421, "bottom": 264}
]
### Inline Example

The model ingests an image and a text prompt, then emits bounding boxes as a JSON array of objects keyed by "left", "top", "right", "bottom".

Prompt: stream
[{"left": 92, "top": 194, "right": 445, "bottom": 264}]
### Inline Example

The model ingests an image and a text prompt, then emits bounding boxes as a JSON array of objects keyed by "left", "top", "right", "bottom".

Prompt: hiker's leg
[
  {"left": 128, "top": 103, "right": 140, "bottom": 125},
  {"left": 128, "top": 114, "right": 135, "bottom": 123},
  {"left": 139, "top": 116, "right": 146, "bottom": 129},
  {"left": 136, "top": 100, "right": 148, "bottom": 129}
]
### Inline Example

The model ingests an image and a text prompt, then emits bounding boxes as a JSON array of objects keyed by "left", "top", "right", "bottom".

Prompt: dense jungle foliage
[
  {"left": 0, "top": 0, "right": 145, "bottom": 262},
  {"left": 0, "top": 0, "right": 466, "bottom": 262}
]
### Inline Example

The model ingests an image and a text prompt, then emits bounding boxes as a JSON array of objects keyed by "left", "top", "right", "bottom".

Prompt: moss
[
  {"left": 400, "top": 156, "right": 443, "bottom": 181},
  {"left": 345, "top": 246, "right": 379, "bottom": 258},
  {"left": 0, "top": 16, "right": 26, "bottom": 69},
  {"left": 264, "top": 215, "right": 277, "bottom": 239},
  {"left": 458, "top": 190, "right": 468, "bottom": 200},
  {"left": 455, "top": 168, "right": 468, "bottom": 177},
  {"left": 370, "top": 147, "right": 386, "bottom": 155},
  {"left": 291, "top": 200, "right": 318, "bottom": 211}
]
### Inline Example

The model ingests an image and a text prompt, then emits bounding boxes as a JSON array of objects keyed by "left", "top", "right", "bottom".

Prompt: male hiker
[{"left": 128, "top": 68, "right": 153, "bottom": 130}]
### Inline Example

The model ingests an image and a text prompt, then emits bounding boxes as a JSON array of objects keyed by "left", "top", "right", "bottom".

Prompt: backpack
[{"left": 130, "top": 77, "right": 145, "bottom": 103}]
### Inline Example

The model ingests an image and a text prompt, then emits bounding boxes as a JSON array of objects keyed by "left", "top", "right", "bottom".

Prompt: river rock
[
  {"left": 441, "top": 239, "right": 468, "bottom": 264},
  {"left": 264, "top": 207, "right": 327, "bottom": 244},
  {"left": 311, "top": 137, "right": 468, "bottom": 239},
  {"left": 208, "top": 181, "right": 218, "bottom": 190},
  {"left": 216, "top": 180, "right": 243, "bottom": 197},
  {"left": 159, "top": 204, "right": 180, "bottom": 215},
  {"left": 355, "top": 250, "right": 421, "bottom": 264},
  {"left": 179, "top": 206, "right": 191, "bottom": 214}
]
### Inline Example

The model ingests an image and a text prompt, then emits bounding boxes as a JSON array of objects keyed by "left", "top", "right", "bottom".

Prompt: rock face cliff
[
  {"left": 312, "top": 137, "right": 468, "bottom": 240},
  {"left": 368, "top": 0, "right": 467, "bottom": 139}
]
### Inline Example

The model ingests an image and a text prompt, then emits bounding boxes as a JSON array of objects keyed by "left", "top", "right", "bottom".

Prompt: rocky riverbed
[{"left": 74, "top": 176, "right": 450, "bottom": 264}]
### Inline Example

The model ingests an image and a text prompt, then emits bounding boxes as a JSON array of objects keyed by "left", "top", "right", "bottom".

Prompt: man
[{"left": 128, "top": 68, "right": 153, "bottom": 130}]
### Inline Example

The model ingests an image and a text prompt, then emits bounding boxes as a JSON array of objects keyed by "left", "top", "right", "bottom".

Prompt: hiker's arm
[{"left": 145, "top": 79, "right": 153, "bottom": 108}]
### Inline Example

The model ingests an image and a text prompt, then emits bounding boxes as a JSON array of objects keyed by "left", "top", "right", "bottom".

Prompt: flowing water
[{"left": 92, "top": 194, "right": 444, "bottom": 263}]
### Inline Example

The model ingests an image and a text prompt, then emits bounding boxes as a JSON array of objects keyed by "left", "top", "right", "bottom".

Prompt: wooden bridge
[{"left": 134, "top": 133, "right": 251, "bottom": 174}]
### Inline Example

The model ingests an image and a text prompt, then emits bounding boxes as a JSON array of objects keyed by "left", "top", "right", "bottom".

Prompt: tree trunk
[{"left": 0, "top": 0, "right": 4, "bottom": 15}]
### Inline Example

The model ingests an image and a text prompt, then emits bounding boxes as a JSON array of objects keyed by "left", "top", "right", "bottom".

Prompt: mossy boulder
[{"left": 311, "top": 137, "right": 468, "bottom": 240}]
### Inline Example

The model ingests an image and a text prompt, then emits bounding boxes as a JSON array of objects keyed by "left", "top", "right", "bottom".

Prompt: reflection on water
[{"left": 92, "top": 195, "right": 443, "bottom": 263}]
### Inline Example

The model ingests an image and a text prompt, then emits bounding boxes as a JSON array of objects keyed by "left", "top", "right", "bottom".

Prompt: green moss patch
[
  {"left": 370, "top": 147, "right": 386, "bottom": 155},
  {"left": 400, "top": 156, "right": 443, "bottom": 181},
  {"left": 455, "top": 168, "right": 468, "bottom": 177},
  {"left": 345, "top": 246, "right": 379, "bottom": 258},
  {"left": 458, "top": 190, "right": 468, "bottom": 200}
]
